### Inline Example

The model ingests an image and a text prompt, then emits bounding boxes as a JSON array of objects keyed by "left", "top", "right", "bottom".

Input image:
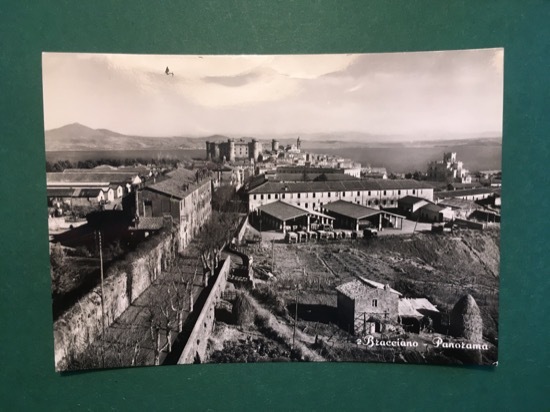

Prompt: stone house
[{"left": 336, "top": 277, "right": 401, "bottom": 335}]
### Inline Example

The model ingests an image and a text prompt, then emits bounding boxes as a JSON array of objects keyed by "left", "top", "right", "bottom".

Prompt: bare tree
[
  {"left": 196, "top": 211, "right": 240, "bottom": 283},
  {"left": 145, "top": 305, "right": 163, "bottom": 366}
]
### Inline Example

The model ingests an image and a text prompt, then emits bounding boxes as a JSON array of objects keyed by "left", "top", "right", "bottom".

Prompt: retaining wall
[
  {"left": 53, "top": 231, "right": 176, "bottom": 371},
  {"left": 235, "top": 214, "right": 249, "bottom": 244},
  {"left": 177, "top": 257, "right": 231, "bottom": 364}
]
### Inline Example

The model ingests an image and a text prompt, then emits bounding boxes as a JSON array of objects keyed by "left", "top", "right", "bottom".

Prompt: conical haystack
[{"left": 450, "top": 294, "right": 483, "bottom": 342}]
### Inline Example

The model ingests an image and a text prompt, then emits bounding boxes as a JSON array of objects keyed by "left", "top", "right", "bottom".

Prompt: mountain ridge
[{"left": 45, "top": 123, "right": 502, "bottom": 152}]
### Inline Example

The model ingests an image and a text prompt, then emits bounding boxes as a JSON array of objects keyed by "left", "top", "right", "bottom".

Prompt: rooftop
[
  {"left": 268, "top": 173, "right": 360, "bottom": 183},
  {"left": 435, "top": 187, "right": 497, "bottom": 199},
  {"left": 336, "top": 276, "right": 402, "bottom": 300},
  {"left": 258, "top": 201, "right": 308, "bottom": 221},
  {"left": 398, "top": 298, "right": 439, "bottom": 318},
  {"left": 257, "top": 201, "right": 334, "bottom": 222},
  {"left": 248, "top": 179, "right": 432, "bottom": 194},
  {"left": 398, "top": 195, "right": 430, "bottom": 206},
  {"left": 419, "top": 203, "right": 446, "bottom": 213},
  {"left": 47, "top": 172, "right": 139, "bottom": 185},
  {"left": 143, "top": 168, "right": 208, "bottom": 199},
  {"left": 437, "top": 198, "right": 481, "bottom": 210},
  {"left": 323, "top": 200, "right": 381, "bottom": 220}
]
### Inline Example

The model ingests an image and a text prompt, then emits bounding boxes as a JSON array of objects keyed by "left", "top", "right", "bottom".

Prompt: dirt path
[{"left": 246, "top": 293, "right": 326, "bottom": 362}]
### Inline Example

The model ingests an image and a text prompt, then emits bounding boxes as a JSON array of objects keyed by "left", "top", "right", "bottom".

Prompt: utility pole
[
  {"left": 271, "top": 239, "right": 275, "bottom": 272},
  {"left": 98, "top": 230, "right": 106, "bottom": 368},
  {"left": 292, "top": 286, "right": 298, "bottom": 352}
]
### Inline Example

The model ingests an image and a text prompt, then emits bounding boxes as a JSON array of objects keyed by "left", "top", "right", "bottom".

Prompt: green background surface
[{"left": 1, "top": 1, "right": 549, "bottom": 410}]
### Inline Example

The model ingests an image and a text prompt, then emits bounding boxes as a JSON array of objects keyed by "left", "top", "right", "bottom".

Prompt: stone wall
[
  {"left": 234, "top": 214, "right": 249, "bottom": 244},
  {"left": 53, "top": 231, "right": 176, "bottom": 371},
  {"left": 178, "top": 257, "right": 231, "bottom": 364}
]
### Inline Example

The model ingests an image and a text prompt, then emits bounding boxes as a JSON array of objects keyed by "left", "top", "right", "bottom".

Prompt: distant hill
[
  {"left": 44, "top": 123, "right": 207, "bottom": 151},
  {"left": 45, "top": 123, "right": 501, "bottom": 153}
]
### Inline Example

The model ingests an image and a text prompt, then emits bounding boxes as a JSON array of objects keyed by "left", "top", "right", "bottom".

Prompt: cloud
[{"left": 42, "top": 50, "right": 503, "bottom": 138}]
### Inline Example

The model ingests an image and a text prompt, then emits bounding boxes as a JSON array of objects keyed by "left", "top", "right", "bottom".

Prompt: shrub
[{"left": 232, "top": 292, "right": 256, "bottom": 326}]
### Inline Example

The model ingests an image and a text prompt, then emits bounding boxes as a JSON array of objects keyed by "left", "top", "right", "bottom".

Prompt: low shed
[{"left": 323, "top": 200, "right": 405, "bottom": 231}]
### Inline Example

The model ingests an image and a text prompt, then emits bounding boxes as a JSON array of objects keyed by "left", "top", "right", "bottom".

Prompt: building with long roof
[
  {"left": 254, "top": 200, "right": 334, "bottom": 234},
  {"left": 246, "top": 179, "right": 433, "bottom": 213},
  {"left": 322, "top": 200, "right": 405, "bottom": 230}
]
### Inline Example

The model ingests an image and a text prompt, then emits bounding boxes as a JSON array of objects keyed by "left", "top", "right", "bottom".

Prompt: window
[
  {"left": 313, "top": 193, "right": 316, "bottom": 198},
  {"left": 398, "top": 190, "right": 401, "bottom": 195},
  {"left": 342, "top": 191, "right": 346, "bottom": 197},
  {"left": 298, "top": 193, "right": 301, "bottom": 199},
  {"left": 383, "top": 190, "right": 387, "bottom": 195},
  {"left": 305, "top": 203, "right": 308, "bottom": 208},
  {"left": 282, "top": 193, "right": 286, "bottom": 199},
  {"left": 367, "top": 200, "right": 371, "bottom": 206},
  {"left": 268, "top": 194, "right": 271, "bottom": 199},
  {"left": 368, "top": 191, "right": 371, "bottom": 196},
  {"left": 413, "top": 189, "right": 416, "bottom": 195},
  {"left": 328, "top": 192, "right": 331, "bottom": 198},
  {"left": 261, "top": 194, "right": 264, "bottom": 200},
  {"left": 372, "top": 299, "right": 378, "bottom": 307},
  {"left": 253, "top": 194, "right": 257, "bottom": 200},
  {"left": 357, "top": 191, "right": 360, "bottom": 196}
]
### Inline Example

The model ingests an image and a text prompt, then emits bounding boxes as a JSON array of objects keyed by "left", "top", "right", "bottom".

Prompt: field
[{"left": 205, "top": 228, "right": 500, "bottom": 365}]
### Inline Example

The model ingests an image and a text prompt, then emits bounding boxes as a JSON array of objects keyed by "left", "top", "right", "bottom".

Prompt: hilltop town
[{"left": 47, "top": 135, "right": 500, "bottom": 369}]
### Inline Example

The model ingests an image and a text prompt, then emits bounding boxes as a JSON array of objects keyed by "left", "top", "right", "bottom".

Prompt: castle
[
  {"left": 206, "top": 137, "right": 303, "bottom": 162},
  {"left": 427, "top": 152, "right": 471, "bottom": 183},
  {"left": 206, "top": 138, "right": 263, "bottom": 162}
]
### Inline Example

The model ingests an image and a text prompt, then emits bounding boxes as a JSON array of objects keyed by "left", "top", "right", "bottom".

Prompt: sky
[{"left": 42, "top": 49, "right": 504, "bottom": 140}]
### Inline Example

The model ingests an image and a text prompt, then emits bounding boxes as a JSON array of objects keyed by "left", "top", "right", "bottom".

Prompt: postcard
[{"left": 43, "top": 49, "right": 502, "bottom": 371}]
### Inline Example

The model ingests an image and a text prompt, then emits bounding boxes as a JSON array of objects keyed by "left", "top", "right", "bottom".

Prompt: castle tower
[
  {"left": 444, "top": 152, "right": 457, "bottom": 164},
  {"left": 205, "top": 141, "right": 211, "bottom": 160},
  {"left": 272, "top": 139, "right": 279, "bottom": 152},
  {"left": 297, "top": 136, "right": 301, "bottom": 150},
  {"left": 228, "top": 138, "right": 235, "bottom": 162},
  {"left": 252, "top": 139, "right": 260, "bottom": 161}
]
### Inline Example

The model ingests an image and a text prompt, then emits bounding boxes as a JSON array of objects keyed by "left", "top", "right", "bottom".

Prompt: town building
[
  {"left": 132, "top": 168, "right": 212, "bottom": 251},
  {"left": 416, "top": 203, "right": 455, "bottom": 222},
  {"left": 361, "top": 167, "right": 388, "bottom": 179},
  {"left": 247, "top": 179, "right": 434, "bottom": 213},
  {"left": 427, "top": 152, "right": 471, "bottom": 183},
  {"left": 336, "top": 277, "right": 440, "bottom": 335},
  {"left": 397, "top": 195, "right": 431, "bottom": 216},
  {"left": 436, "top": 198, "right": 483, "bottom": 219},
  {"left": 336, "top": 277, "right": 401, "bottom": 334},
  {"left": 47, "top": 169, "right": 140, "bottom": 211}
]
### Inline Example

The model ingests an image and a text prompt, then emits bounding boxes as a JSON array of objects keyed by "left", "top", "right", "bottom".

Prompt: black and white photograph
[{"left": 43, "top": 49, "right": 503, "bottom": 371}]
